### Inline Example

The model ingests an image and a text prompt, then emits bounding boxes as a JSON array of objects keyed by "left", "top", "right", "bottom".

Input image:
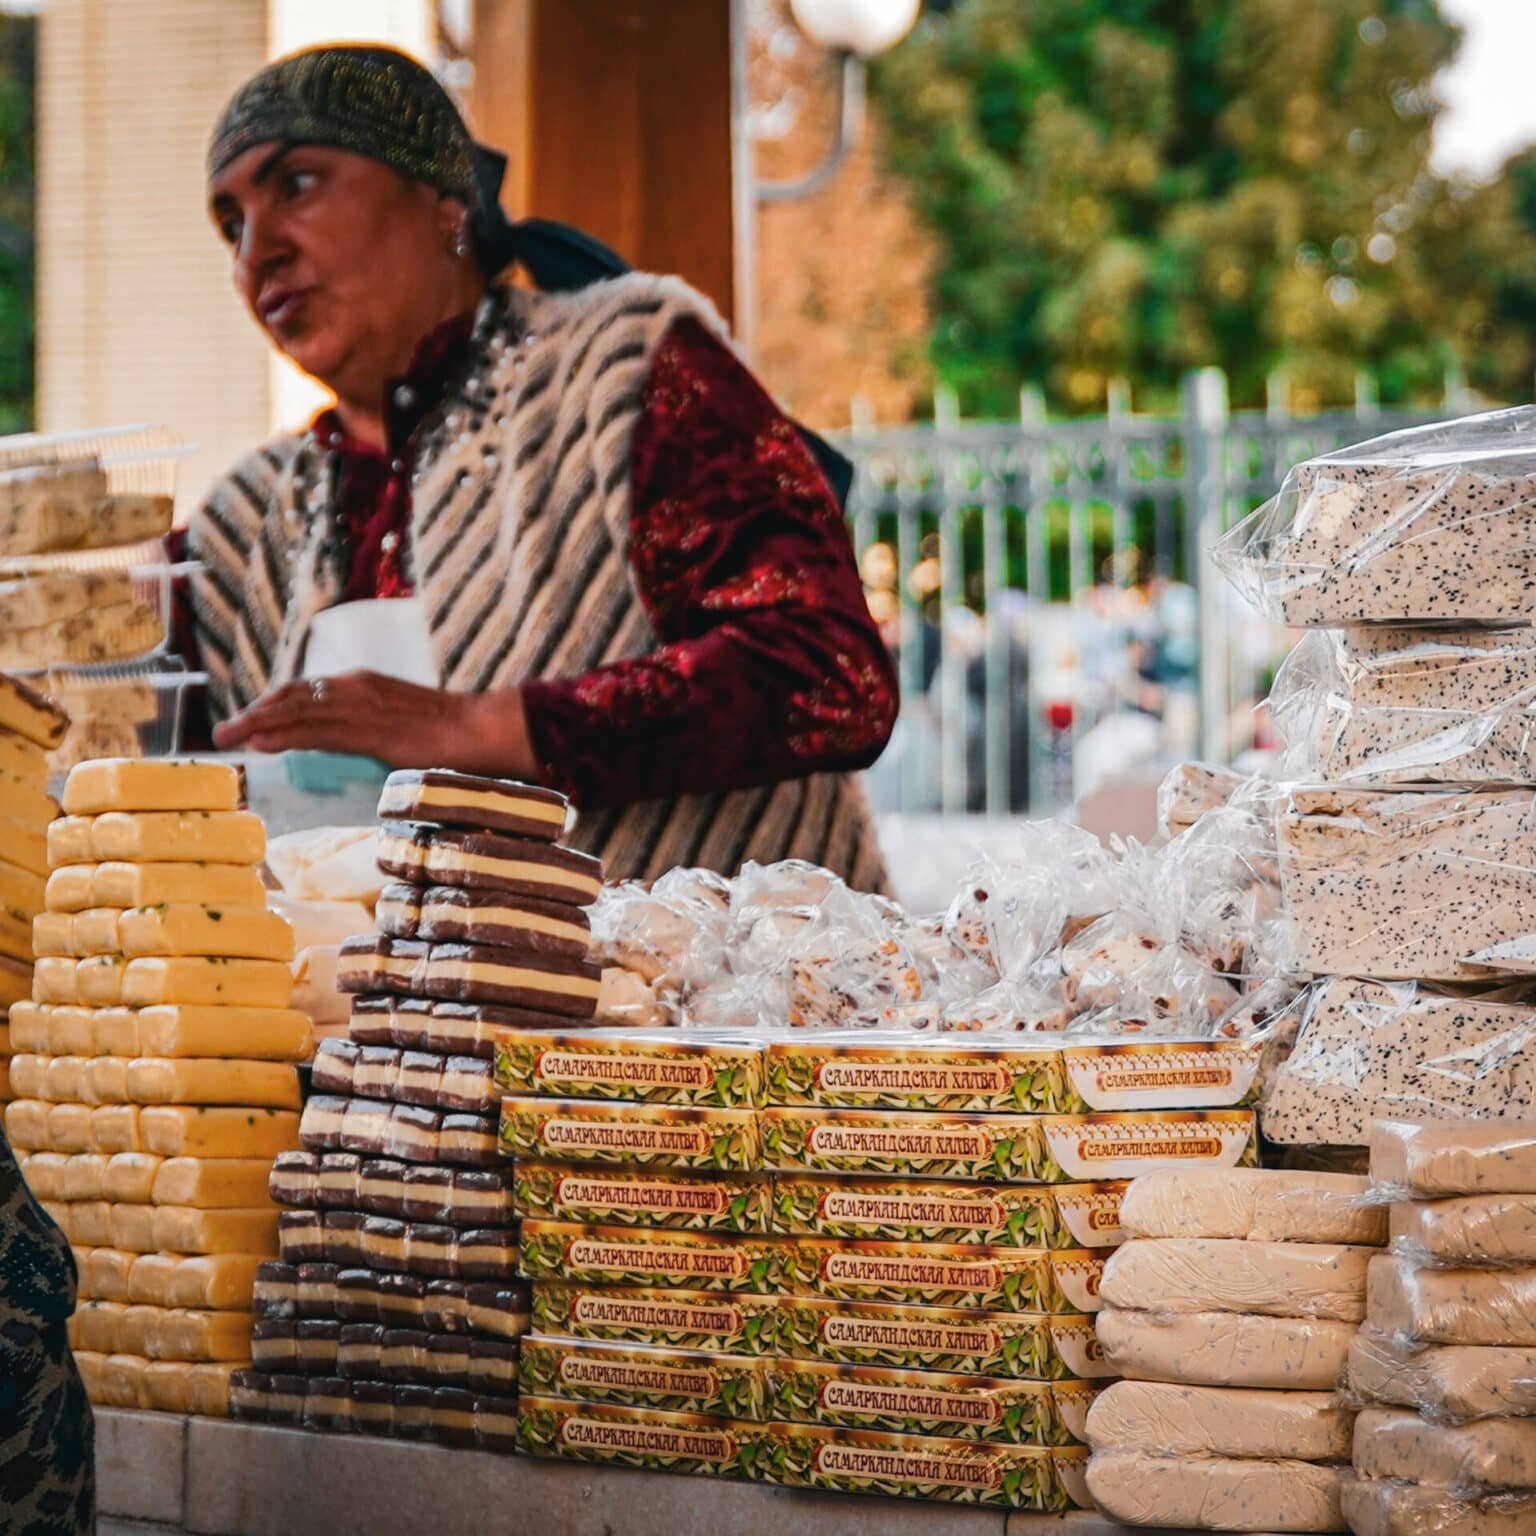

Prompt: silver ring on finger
[{"left": 311, "top": 678, "right": 329, "bottom": 706}]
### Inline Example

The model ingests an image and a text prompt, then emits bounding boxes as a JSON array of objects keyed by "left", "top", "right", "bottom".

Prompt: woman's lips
[{"left": 261, "top": 289, "right": 310, "bottom": 331}]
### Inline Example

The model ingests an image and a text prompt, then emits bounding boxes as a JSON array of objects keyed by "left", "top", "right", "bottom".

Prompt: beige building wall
[{"left": 37, "top": 0, "right": 271, "bottom": 512}]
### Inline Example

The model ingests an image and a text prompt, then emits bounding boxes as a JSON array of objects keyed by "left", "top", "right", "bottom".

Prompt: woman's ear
[{"left": 435, "top": 194, "right": 471, "bottom": 256}]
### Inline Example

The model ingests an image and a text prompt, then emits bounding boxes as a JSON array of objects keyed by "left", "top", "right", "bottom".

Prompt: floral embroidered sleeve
[{"left": 521, "top": 314, "right": 897, "bottom": 809}]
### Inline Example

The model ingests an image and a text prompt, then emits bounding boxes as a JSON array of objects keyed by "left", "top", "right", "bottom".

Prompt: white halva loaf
[
  {"left": 1085, "top": 1379, "right": 1353, "bottom": 1460},
  {"left": 1368, "top": 1253, "right": 1536, "bottom": 1347},
  {"left": 1346, "top": 1324, "right": 1536, "bottom": 1421},
  {"left": 1353, "top": 1405, "right": 1536, "bottom": 1490},
  {"left": 1118, "top": 1166, "right": 1385, "bottom": 1245},
  {"left": 1100, "top": 1237, "right": 1373, "bottom": 1322},
  {"left": 1270, "top": 624, "right": 1536, "bottom": 786},
  {"left": 1262, "top": 981, "right": 1536, "bottom": 1146},
  {"left": 1372, "top": 1120, "right": 1536, "bottom": 1197},
  {"left": 1391, "top": 1195, "right": 1536, "bottom": 1265},
  {"left": 1342, "top": 1477, "right": 1536, "bottom": 1536},
  {"left": 1276, "top": 786, "right": 1536, "bottom": 980},
  {"left": 1096, "top": 1306, "right": 1357, "bottom": 1389},
  {"left": 1085, "top": 1448, "right": 1345, "bottom": 1533}
]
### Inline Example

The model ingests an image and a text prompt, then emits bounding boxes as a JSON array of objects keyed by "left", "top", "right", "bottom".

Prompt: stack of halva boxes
[
  {"left": 5, "top": 757, "right": 307, "bottom": 1417},
  {"left": 1218, "top": 409, "right": 1536, "bottom": 1150},
  {"left": 1341, "top": 1119, "right": 1536, "bottom": 1534},
  {"left": 501, "top": 1023, "right": 1269, "bottom": 1509}
]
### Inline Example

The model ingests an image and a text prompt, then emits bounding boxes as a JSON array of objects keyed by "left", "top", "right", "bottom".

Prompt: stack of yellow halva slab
[{"left": 4, "top": 758, "right": 310, "bottom": 1416}]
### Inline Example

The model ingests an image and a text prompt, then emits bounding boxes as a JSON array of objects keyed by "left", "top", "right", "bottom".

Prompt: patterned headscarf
[{"left": 206, "top": 44, "right": 476, "bottom": 200}]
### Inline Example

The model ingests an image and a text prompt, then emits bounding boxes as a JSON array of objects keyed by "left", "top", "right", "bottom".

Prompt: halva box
[
  {"left": 765, "top": 1032, "right": 1077, "bottom": 1112},
  {"left": 775, "top": 1297, "right": 1110, "bottom": 1380},
  {"left": 775, "top": 1237, "right": 1105, "bottom": 1313},
  {"left": 517, "top": 1219, "right": 783, "bottom": 1294},
  {"left": 768, "top": 1358, "right": 1097, "bottom": 1445},
  {"left": 770, "top": 1174, "right": 1072, "bottom": 1247},
  {"left": 494, "top": 1028, "right": 765, "bottom": 1109},
  {"left": 516, "top": 1396, "right": 774, "bottom": 1481},
  {"left": 1059, "top": 1038, "right": 1263, "bottom": 1111},
  {"left": 519, "top": 1336, "right": 770, "bottom": 1420},
  {"left": 533, "top": 1283, "right": 778, "bottom": 1355},
  {"left": 514, "top": 1161, "right": 772, "bottom": 1234},
  {"left": 498, "top": 1097, "right": 762, "bottom": 1172},
  {"left": 1039, "top": 1110, "right": 1258, "bottom": 1180},
  {"left": 760, "top": 1107, "right": 1053, "bottom": 1181},
  {"left": 1051, "top": 1182, "right": 1131, "bottom": 1248},
  {"left": 767, "top": 1421, "right": 1081, "bottom": 1511}
]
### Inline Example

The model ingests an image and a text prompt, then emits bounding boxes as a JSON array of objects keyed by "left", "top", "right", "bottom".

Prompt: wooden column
[{"left": 468, "top": 0, "right": 738, "bottom": 326}]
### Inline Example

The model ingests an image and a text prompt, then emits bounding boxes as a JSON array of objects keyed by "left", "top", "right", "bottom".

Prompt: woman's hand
[{"left": 211, "top": 671, "right": 540, "bottom": 776}]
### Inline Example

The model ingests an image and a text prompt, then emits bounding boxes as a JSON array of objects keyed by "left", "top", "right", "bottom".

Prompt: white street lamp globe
[{"left": 788, "top": 0, "right": 922, "bottom": 56}]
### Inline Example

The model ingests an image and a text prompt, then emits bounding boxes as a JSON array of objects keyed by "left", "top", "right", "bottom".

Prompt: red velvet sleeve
[{"left": 521, "top": 314, "right": 897, "bottom": 809}]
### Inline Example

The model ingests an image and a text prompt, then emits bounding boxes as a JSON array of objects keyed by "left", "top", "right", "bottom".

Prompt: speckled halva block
[{"left": 1276, "top": 786, "right": 1536, "bottom": 978}]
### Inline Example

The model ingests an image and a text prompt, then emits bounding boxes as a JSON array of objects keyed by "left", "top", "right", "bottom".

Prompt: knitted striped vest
[{"left": 187, "top": 274, "right": 888, "bottom": 890}]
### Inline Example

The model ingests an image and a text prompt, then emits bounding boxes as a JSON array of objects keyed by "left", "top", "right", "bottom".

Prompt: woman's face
[{"left": 208, "top": 142, "right": 464, "bottom": 397}]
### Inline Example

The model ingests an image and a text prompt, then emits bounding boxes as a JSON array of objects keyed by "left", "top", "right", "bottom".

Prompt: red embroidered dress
[{"left": 179, "top": 314, "right": 896, "bottom": 809}]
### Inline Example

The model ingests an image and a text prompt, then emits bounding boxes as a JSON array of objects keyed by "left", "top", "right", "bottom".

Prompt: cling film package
[
  {"left": 518, "top": 1219, "right": 783, "bottom": 1294},
  {"left": 775, "top": 1237, "right": 1100, "bottom": 1313},
  {"left": 518, "top": 1336, "right": 771, "bottom": 1420},
  {"left": 760, "top": 1107, "right": 1055, "bottom": 1182},
  {"left": 1058, "top": 1038, "right": 1263, "bottom": 1111},
  {"left": 533, "top": 1283, "right": 779, "bottom": 1355},
  {"left": 775, "top": 1296, "right": 1107, "bottom": 1380},
  {"left": 770, "top": 1174, "right": 1072, "bottom": 1248},
  {"left": 498, "top": 1096, "right": 762, "bottom": 1172},
  {"left": 494, "top": 1028, "right": 765, "bottom": 1108},
  {"left": 516, "top": 1395, "right": 775, "bottom": 1481},
  {"left": 514, "top": 1161, "right": 772, "bottom": 1234},
  {"left": 764, "top": 1032, "right": 1077, "bottom": 1112},
  {"left": 766, "top": 1421, "right": 1078, "bottom": 1511},
  {"left": 1039, "top": 1110, "right": 1258, "bottom": 1182},
  {"left": 767, "top": 1358, "right": 1092, "bottom": 1445}
]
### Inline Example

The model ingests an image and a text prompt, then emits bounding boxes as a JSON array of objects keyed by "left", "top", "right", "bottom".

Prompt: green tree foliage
[
  {"left": 872, "top": 0, "right": 1533, "bottom": 415},
  {"left": 0, "top": 14, "right": 32, "bottom": 432}
]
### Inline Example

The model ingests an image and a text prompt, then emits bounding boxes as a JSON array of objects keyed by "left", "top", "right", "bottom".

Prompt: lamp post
[{"left": 754, "top": 0, "right": 921, "bottom": 202}]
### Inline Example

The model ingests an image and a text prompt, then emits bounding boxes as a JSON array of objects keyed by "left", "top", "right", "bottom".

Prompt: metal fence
[{"left": 839, "top": 371, "right": 1450, "bottom": 817}]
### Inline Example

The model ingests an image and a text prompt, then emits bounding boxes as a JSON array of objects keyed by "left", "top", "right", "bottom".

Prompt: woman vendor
[{"left": 184, "top": 44, "right": 896, "bottom": 890}]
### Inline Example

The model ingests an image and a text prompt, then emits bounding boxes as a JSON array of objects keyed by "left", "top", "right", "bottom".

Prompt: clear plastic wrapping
[
  {"left": 1118, "top": 1167, "right": 1385, "bottom": 1246},
  {"left": 1344, "top": 1323, "right": 1536, "bottom": 1424},
  {"left": 1094, "top": 1305, "right": 1358, "bottom": 1390},
  {"left": 1272, "top": 625, "right": 1536, "bottom": 786},
  {"left": 1083, "top": 1378, "right": 1353, "bottom": 1460},
  {"left": 1262, "top": 980, "right": 1536, "bottom": 1148},
  {"left": 1215, "top": 405, "right": 1536, "bottom": 627},
  {"left": 1099, "top": 1236, "right": 1373, "bottom": 1322},
  {"left": 1352, "top": 1405, "right": 1536, "bottom": 1494},
  {"left": 1341, "top": 1475, "right": 1536, "bottom": 1536},
  {"left": 1156, "top": 760, "right": 1247, "bottom": 837},
  {"left": 1276, "top": 786, "right": 1536, "bottom": 979},
  {"left": 1371, "top": 1119, "right": 1536, "bottom": 1199},
  {"left": 1391, "top": 1195, "right": 1536, "bottom": 1268},
  {"left": 1367, "top": 1251, "right": 1536, "bottom": 1348},
  {"left": 1086, "top": 1447, "right": 1345, "bottom": 1532}
]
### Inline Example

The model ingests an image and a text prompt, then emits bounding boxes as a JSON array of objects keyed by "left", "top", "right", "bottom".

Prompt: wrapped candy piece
[
  {"left": 1215, "top": 405, "right": 1536, "bottom": 626},
  {"left": 1262, "top": 980, "right": 1536, "bottom": 1148},
  {"left": 1276, "top": 785, "right": 1536, "bottom": 980},
  {"left": 586, "top": 881, "right": 726, "bottom": 995},
  {"left": 729, "top": 859, "right": 844, "bottom": 929},
  {"left": 941, "top": 978, "right": 1071, "bottom": 1034},
  {"left": 1272, "top": 625, "right": 1536, "bottom": 786},
  {"left": 1156, "top": 761, "right": 1247, "bottom": 838}
]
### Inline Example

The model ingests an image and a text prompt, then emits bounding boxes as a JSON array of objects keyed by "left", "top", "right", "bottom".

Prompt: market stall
[{"left": 6, "top": 411, "right": 1536, "bottom": 1533}]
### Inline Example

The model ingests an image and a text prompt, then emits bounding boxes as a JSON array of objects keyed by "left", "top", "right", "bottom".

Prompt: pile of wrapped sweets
[
  {"left": 5, "top": 758, "right": 307, "bottom": 1416},
  {"left": 1087, "top": 1166, "right": 1386, "bottom": 1531},
  {"left": 0, "top": 672, "right": 68, "bottom": 1099},
  {"left": 232, "top": 770, "right": 601, "bottom": 1442},
  {"left": 1341, "top": 1119, "right": 1536, "bottom": 1534},
  {"left": 503, "top": 1014, "right": 1285, "bottom": 1509}
]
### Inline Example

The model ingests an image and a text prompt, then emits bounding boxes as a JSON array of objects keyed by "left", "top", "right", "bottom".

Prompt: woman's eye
[
  {"left": 283, "top": 169, "right": 317, "bottom": 198},
  {"left": 219, "top": 217, "right": 242, "bottom": 246}
]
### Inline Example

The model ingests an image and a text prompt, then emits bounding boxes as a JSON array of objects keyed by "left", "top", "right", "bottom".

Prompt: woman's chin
[{"left": 270, "top": 332, "right": 341, "bottom": 387}]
